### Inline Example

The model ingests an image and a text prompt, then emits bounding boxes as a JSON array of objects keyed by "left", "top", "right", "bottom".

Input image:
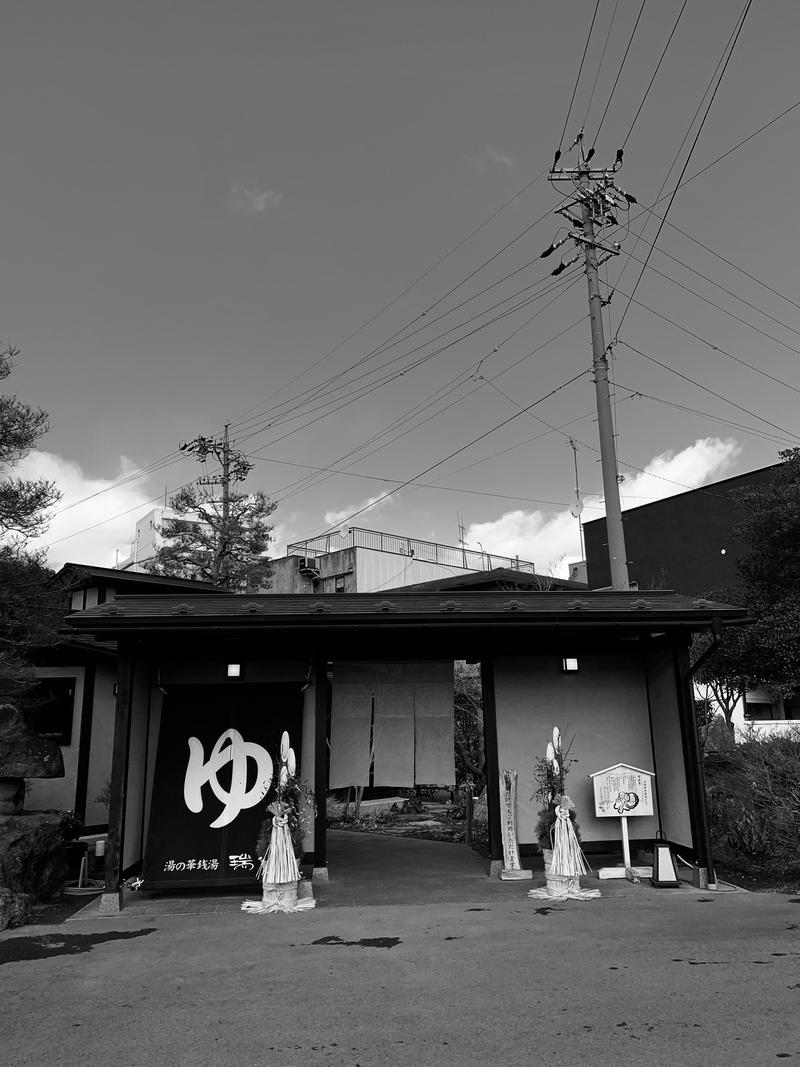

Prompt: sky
[{"left": 3, "top": 1, "right": 799, "bottom": 577}]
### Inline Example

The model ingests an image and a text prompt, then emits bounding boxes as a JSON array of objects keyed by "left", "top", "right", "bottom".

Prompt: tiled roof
[
  {"left": 66, "top": 588, "right": 746, "bottom": 633},
  {"left": 397, "top": 567, "right": 587, "bottom": 592},
  {"left": 57, "top": 562, "right": 225, "bottom": 592}
]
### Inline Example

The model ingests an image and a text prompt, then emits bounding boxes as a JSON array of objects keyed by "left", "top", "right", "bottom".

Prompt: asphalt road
[{"left": 1, "top": 882, "right": 799, "bottom": 1066}]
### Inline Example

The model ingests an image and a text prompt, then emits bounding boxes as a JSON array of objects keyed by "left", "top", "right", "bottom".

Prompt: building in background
[
  {"left": 268, "top": 526, "right": 541, "bottom": 595},
  {"left": 116, "top": 506, "right": 205, "bottom": 574},
  {"left": 583, "top": 461, "right": 796, "bottom": 735},
  {"left": 115, "top": 507, "right": 171, "bottom": 572},
  {"left": 582, "top": 462, "right": 779, "bottom": 595}
]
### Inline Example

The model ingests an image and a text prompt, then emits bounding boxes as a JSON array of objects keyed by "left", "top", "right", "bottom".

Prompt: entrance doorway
[{"left": 323, "top": 660, "right": 486, "bottom": 876}]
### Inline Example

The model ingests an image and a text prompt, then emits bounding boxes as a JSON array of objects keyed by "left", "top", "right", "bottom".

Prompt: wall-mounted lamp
[
  {"left": 561, "top": 657, "right": 579, "bottom": 672},
  {"left": 227, "top": 663, "right": 243, "bottom": 679}
]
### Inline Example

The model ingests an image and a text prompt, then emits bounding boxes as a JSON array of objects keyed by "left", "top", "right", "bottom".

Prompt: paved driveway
[{"left": 1, "top": 834, "right": 798, "bottom": 1065}]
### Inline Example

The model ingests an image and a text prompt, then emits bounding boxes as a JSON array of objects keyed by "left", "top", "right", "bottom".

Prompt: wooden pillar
[
  {"left": 674, "top": 642, "right": 716, "bottom": 886},
  {"left": 73, "top": 663, "right": 96, "bottom": 825},
  {"left": 312, "top": 654, "right": 328, "bottom": 879},
  {"left": 99, "top": 643, "right": 135, "bottom": 914},
  {"left": 480, "top": 656, "right": 503, "bottom": 872}
]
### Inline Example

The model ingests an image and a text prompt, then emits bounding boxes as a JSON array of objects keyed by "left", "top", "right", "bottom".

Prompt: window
[
  {"left": 28, "top": 678, "right": 76, "bottom": 745},
  {"left": 744, "top": 701, "right": 782, "bottom": 722},
  {"left": 334, "top": 575, "right": 346, "bottom": 593},
  {"left": 561, "top": 657, "right": 579, "bottom": 672}
]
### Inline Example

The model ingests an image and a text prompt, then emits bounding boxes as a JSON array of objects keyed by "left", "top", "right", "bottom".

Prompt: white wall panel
[{"left": 355, "top": 548, "right": 475, "bottom": 592}]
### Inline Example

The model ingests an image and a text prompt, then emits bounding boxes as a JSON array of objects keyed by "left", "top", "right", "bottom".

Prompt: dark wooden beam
[
  {"left": 673, "top": 642, "right": 716, "bottom": 886},
  {"left": 480, "top": 656, "right": 503, "bottom": 870},
  {"left": 312, "top": 654, "right": 328, "bottom": 876},
  {"left": 73, "top": 663, "right": 96, "bottom": 824},
  {"left": 99, "top": 643, "right": 135, "bottom": 913}
]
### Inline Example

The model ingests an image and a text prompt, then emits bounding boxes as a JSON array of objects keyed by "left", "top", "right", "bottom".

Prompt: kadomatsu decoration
[
  {"left": 242, "top": 731, "right": 316, "bottom": 914},
  {"left": 528, "top": 727, "right": 599, "bottom": 902}
]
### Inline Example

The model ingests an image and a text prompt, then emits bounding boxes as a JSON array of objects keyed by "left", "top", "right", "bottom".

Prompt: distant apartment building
[
  {"left": 116, "top": 506, "right": 204, "bottom": 573},
  {"left": 268, "top": 527, "right": 539, "bottom": 594}
]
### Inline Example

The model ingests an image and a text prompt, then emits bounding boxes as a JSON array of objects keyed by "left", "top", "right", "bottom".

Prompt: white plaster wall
[
  {"left": 494, "top": 655, "right": 661, "bottom": 845},
  {"left": 26, "top": 666, "right": 84, "bottom": 813}
]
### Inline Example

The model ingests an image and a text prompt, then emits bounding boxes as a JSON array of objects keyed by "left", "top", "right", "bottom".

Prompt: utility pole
[{"left": 544, "top": 132, "right": 634, "bottom": 589}]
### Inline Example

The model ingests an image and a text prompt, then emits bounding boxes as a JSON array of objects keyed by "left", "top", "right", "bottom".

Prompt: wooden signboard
[
  {"left": 588, "top": 763, "right": 655, "bottom": 880},
  {"left": 590, "top": 764, "right": 654, "bottom": 819}
]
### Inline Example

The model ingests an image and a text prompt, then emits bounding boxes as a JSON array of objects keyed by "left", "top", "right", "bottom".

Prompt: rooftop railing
[{"left": 287, "top": 527, "right": 535, "bottom": 573}]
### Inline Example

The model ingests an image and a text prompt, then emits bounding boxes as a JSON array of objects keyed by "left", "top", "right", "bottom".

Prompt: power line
[
  {"left": 557, "top": 0, "right": 601, "bottom": 154},
  {"left": 615, "top": 0, "right": 754, "bottom": 337},
  {"left": 474, "top": 371, "right": 739, "bottom": 501},
  {"left": 288, "top": 370, "right": 591, "bottom": 545},
  {"left": 593, "top": 0, "right": 649, "bottom": 145},
  {"left": 622, "top": 233, "right": 800, "bottom": 346},
  {"left": 233, "top": 171, "right": 552, "bottom": 427},
  {"left": 619, "top": 288, "right": 800, "bottom": 396},
  {"left": 230, "top": 200, "right": 565, "bottom": 437},
  {"left": 234, "top": 269, "right": 583, "bottom": 452},
  {"left": 613, "top": 382, "right": 798, "bottom": 447},
  {"left": 618, "top": 339, "right": 800, "bottom": 442},
  {"left": 621, "top": 0, "right": 689, "bottom": 149},
  {"left": 582, "top": 1, "right": 620, "bottom": 131},
  {"left": 253, "top": 292, "right": 587, "bottom": 504},
  {"left": 47, "top": 80, "right": 798, "bottom": 531}
]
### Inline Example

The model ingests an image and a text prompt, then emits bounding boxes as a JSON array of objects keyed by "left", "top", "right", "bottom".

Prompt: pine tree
[
  {"left": 145, "top": 428, "right": 276, "bottom": 591},
  {"left": 0, "top": 346, "right": 63, "bottom": 694}
]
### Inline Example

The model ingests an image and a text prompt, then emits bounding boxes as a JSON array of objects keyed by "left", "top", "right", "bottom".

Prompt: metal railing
[{"left": 287, "top": 527, "right": 535, "bottom": 573}]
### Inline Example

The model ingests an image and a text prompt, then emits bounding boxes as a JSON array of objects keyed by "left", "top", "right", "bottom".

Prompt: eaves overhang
[{"left": 64, "top": 589, "right": 747, "bottom": 639}]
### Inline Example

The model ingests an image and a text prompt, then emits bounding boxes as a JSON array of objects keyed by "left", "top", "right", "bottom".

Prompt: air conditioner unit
[{"left": 298, "top": 557, "right": 321, "bottom": 578}]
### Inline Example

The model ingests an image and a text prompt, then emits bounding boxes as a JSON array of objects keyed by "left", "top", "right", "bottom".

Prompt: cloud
[
  {"left": 324, "top": 491, "right": 392, "bottom": 529},
  {"left": 487, "top": 146, "right": 514, "bottom": 168},
  {"left": 467, "top": 146, "right": 515, "bottom": 174},
  {"left": 229, "top": 182, "right": 283, "bottom": 215},
  {"left": 465, "top": 437, "right": 742, "bottom": 577},
  {"left": 14, "top": 451, "right": 160, "bottom": 570}
]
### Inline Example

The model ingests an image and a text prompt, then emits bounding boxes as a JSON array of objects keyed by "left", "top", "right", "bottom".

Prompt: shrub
[{"left": 705, "top": 726, "right": 800, "bottom": 877}]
